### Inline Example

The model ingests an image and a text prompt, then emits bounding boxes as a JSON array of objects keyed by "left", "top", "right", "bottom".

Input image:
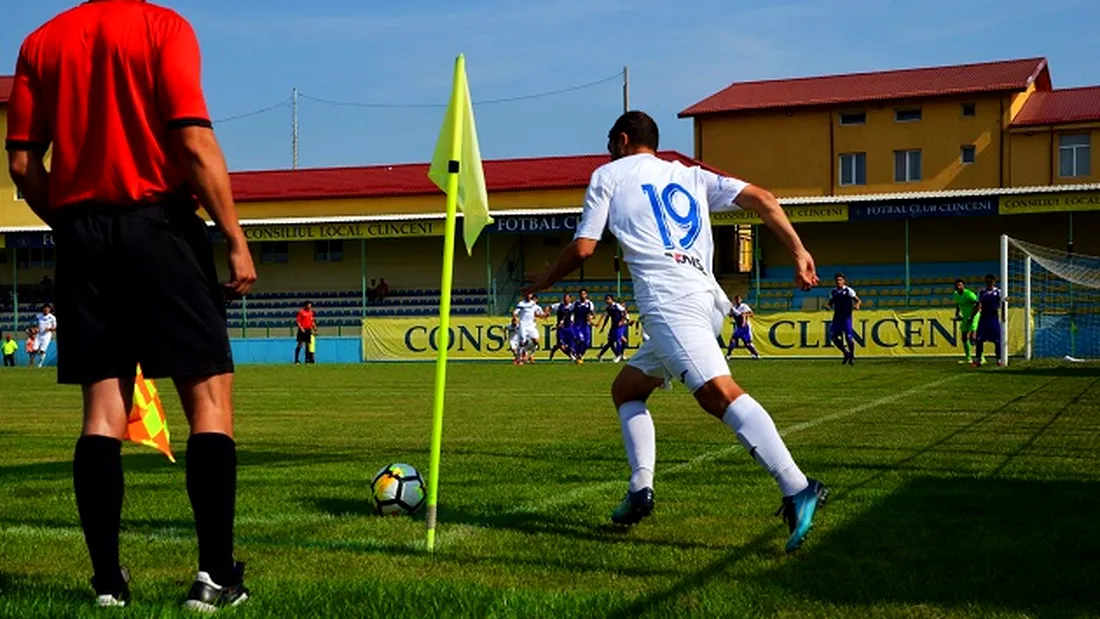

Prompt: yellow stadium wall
[
  {"left": 1008, "top": 125, "right": 1100, "bottom": 187},
  {"left": 758, "top": 211, "right": 1099, "bottom": 270},
  {"left": 694, "top": 94, "right": 1007, "bottom": 197},
  {"left": 208, "top": 234, "right": 503, "bottom": 294},
  {"left": 695, "top": 110, "right": 833, "bottom": 197}
]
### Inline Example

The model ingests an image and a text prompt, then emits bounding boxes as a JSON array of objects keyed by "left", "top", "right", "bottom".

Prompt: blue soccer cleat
[
  {"left": 776, "top": 478, "right": 829, "bottom": 553},
  {"left": 611, "top": 487, "right": 655, "bottom": 525}
]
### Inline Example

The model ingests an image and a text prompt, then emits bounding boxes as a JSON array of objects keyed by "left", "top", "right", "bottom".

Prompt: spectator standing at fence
[
  {"left": 6, "top": 0, "right": 256, "bottom": 608},
  {"left": 295, "top": 301, "right": 315, "bottom": 365}
]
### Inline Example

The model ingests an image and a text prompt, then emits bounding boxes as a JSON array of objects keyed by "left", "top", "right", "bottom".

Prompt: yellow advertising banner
[
  {"left": 711, "top": 204, "right": 849, "bottom": 226},
  {"left": 363, "top": 309, "right": 1025, "bottom": 361},
  {"left": 998, "top": 191, "right": 1100, "bottom": 216},
  {"left": 243, "top": 220, "right": 444, "bottom": 242},
  {"left": 731, "top": 309, "right": 1025, "bottom": 358}
]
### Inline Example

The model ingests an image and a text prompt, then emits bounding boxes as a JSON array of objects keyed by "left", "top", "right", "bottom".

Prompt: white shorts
[
  {"left": 35, "top": 334, "right": 53, "bottom": 354},
  {"left": 627, "top": 290, "right": 731, "bottom": 393},
  {"left": 519, "top": 322, "right": 540, "bottom": 343},
  {"left": 509, "top": 333, "right": 521, "bottom": 353}
]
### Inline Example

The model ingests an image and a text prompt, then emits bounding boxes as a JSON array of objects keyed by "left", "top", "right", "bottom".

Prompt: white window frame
[
  {"left": 1058, "top": 134, "right": 1090, "bottom": 178},
  {"left": 895, "top": 108, "right": 922, "bottom": 123},
  {"left": 260, "top": 241, "right": 290, "bottom": 264},
  {"left": 314, "top": 239, "right": 345, "bottom": 263},
  {"left": 894, "top": 149, "right": 922, "bottom": 182},
  {"left": 961, "top": 145, "right": 976, "bottom": 165},
  {"left": 839, "top": 112, "right": 866, "bottom": 126},
  {"left": 838, "top": 152, "right": 867, "bottom": 186}
]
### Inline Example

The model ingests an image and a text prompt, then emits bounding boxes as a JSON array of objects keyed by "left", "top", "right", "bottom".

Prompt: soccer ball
[{"left": 370, "top": 463, "right": 426, "bottom": 516}]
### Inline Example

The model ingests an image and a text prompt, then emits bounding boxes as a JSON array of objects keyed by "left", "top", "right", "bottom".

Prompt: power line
[
  {"left": 297, "top": 69, "right": 625, "bottom": 110},
  {"left": 214, "top": 98, "right": 292, "bottom": 124}
]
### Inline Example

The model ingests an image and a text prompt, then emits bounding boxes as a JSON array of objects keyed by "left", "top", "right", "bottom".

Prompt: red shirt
[
  {"left": 296, "top": 310, "right": 316, "bottom": 331},
  {"left": 5, "top": 0, "right": 211, "bottom": 209}
]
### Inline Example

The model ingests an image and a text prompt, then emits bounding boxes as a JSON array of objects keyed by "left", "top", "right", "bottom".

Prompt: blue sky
[{"left": 4, "top": 0, "right": 1099, "bottom": 172}]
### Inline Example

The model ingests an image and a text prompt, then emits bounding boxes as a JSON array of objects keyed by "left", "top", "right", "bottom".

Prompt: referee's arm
[
  {"left": 6, "top": 51, "right": 52, "bottom": 224},
  {"left": 158, "top": 17, "right": 256, "bottom": 297}
]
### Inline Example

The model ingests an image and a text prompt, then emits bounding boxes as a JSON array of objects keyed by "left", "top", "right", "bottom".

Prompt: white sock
[
  {"left": 618, "top": 401, "right": 656, "bottom": 492},
  {"left": 722, "top": 394, "right": 808, "bottom": 497}
]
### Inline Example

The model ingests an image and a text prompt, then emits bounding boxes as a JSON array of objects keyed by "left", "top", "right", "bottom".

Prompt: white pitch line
[{"left": 435, "top": 373, "right": 965, "bottom": 545}]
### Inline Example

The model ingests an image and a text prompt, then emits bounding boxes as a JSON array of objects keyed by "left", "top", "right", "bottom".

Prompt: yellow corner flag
[
  {"left": 428, "top": 54, "right": 493, "bottom": 255},
  {"left": 124, "top": 364, "right": 176, "bottom": 463},
  {"left": 424, "top": 54, "right": 491, "bottom": 552}
]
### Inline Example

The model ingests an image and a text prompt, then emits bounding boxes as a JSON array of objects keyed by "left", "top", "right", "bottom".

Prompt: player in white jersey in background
[
  {"left": 513, "top": 293, "right": 545, "bottom": 364},
  {"left": 35, "top": 304, "right": 58, "bottom": 368},
  {"left": 525, "top": 112, "right": 827, "bottom": 553}
]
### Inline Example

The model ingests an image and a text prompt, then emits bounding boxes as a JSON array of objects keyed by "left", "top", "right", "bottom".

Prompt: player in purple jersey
[
  {"left": 825, "top": 274, "right": 861, "bottom": 365},
  {"left": 548, "top": 293, "right": 576, "bottom": 362},
  {"left": 973, "top": 274, "right": 1004, "bottom": 367},
  {"left": 572, "top": 289, "right": 596, "bottom": 363},
  {"left": 726, "top": 295, "right": 760, "bottom": 360},
  {"left": 597, "top": 295, "right": 630, "bottom": 363}
]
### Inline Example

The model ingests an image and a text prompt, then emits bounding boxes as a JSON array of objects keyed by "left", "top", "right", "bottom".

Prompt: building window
[
  {"left": 961, "top": 145, "right": 976, "bottom": 164},
  {"left": 16, "top": 247, "right": 55, "bottom": 269},
  {"left": 260, "top": 241, "right": 290, "bottom": 264},
  {"left": 894, "top": 150, "right": 922, "bottom": 182},
  {"left": 15, "top": 188, "right": 24, "bottom": 201},
  {"left": 895, "top": 108, "right": 922, "bottom": 122},
  {"left": 1059, "top": 134, "right": 1091, "bottom": 178},
  {"left": 839, "top": 112, "right": 866, "bottom": 126},
  {"left": 314, "top": 240, "right": 344, "bottom": 262},
  {"left": 839, "top": 153, "right": 867, "bottom": 186},
  {"left": 961, "top": 102, "right": 977, "bottom": 117}
]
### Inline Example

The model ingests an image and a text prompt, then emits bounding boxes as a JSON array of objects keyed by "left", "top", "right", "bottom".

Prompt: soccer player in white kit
[
  {"left": 35, "top": 304, "right": 58, "bottom": 368},
  {"left": 513, "top": 293, "right": 544, "bottom": 363},
  {"left": 525, "top": 112, "right": 827, "bottom": 553}
]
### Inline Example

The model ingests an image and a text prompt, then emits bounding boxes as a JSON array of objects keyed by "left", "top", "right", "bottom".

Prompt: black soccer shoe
[
  {"left": 183, "top": 562, "right": 250, "bottom": 613},
  {"left": 611, "top": 487, "right": 655, "bottom": 525},
  {"left": 92, "top": 566, "right": 131, "bottom": 608}
]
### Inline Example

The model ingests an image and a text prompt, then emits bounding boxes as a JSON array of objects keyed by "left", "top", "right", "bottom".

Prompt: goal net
[{"left": 1005, "top": 235, "right": 1100, "bottom": 362}]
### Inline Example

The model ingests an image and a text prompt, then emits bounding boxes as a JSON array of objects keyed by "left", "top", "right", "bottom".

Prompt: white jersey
[
  {"left": 36, "top": 313, "right": 56, "bottom": 337},
  {"left": 514, "top": 300, "right": 540, "bottom": 325},
  {"left": 574, "top": 154, "right": 747, "bottom": 314},
  {"left": 731, "top": 303, "right": 753, "bottom": 319}
]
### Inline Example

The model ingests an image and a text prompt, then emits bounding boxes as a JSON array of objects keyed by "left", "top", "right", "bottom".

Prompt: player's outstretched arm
[
  {"left": 524, "top": 239, "right": 598, "bottom": 295},
  {"left": 735, "top": 185, "right": 818, "bottom": 291}
]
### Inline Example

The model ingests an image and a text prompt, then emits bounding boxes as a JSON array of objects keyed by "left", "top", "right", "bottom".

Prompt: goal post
[{"left": 1004, "top": 235, "right": 1100, "bottom": 361}]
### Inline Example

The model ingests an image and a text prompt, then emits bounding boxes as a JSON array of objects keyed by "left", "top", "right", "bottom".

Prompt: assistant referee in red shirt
[{"left": 7, "top": 0, "right": 257, "bottom": 610}]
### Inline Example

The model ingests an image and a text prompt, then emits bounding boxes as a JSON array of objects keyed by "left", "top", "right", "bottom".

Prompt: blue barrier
[{"left": 230, "top": 337, "right": 362, "bottom": 364}]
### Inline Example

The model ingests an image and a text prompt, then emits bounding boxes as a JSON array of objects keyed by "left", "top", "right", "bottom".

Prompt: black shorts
[
  {"left": 297, "top": 328, "right": 313, "bottom": 344},
  {"left": 53, "top": 200, "right": 234, "bottom": 384}
]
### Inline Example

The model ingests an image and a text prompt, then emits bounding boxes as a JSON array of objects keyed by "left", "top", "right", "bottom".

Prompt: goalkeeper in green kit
[{"left": 953, "top": 279, "right": 980, "bottom": 363}]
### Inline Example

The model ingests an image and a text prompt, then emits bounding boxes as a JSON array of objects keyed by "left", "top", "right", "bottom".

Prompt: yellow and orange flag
[{"left": 125, "top": 364, "right": 175, "bottom": 463}]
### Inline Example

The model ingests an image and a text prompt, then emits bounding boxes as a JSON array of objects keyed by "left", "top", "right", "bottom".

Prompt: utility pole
[
  {"left": 292, "top": 87, "right": 299, "bottom": 169},
  {"left": 622, "top": 66, "right": 630, "bottom": 113}
]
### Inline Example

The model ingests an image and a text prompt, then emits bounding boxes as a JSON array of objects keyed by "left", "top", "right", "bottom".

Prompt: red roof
[
  {"left": 229, "top": 151, "right": 717, "bottom": 202},
  {"left": 680, "top": 58, "right": 1050, "bottom": 117},
  {"left": 1011, "top": 86, "right": 1100, "bottom": 127},
  {"left": 0, "top": 75, "right": 13, "bottom": 104}
]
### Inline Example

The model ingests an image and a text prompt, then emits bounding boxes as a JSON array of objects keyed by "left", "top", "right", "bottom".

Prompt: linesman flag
[
  {"left": 428, "top": 54, "right": 493, "bottom": 254},
  {"left": 125, "top": 364, "right": 176, "bottom": 463}
]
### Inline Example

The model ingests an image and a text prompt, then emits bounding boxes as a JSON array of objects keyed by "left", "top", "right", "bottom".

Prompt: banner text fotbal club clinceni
[{"left": 362, "top": 309, "right": 1025, "bottom": 361}]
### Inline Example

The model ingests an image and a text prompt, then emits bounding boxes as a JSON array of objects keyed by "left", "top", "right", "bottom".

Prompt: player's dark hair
[
  {"left": 42, "top": 304, "right": 52, "bottom": 311},
  {"left": 580, "top": 288, "right": 587, "bottom": 294},
  {"left": 834, "top": 273, "right": 845, "bottom": 280},
  {"left": 608, "top": 111, "right": 659, "bottom": 151},
  {"left": 985, "top": 274, "right": 995, "bottom": 281},
  {"left": 954, "top": 279, "right": 964, "bottom": 285},
  {"left": 303, "top": 301, "right": 312, "bottom": 307}
]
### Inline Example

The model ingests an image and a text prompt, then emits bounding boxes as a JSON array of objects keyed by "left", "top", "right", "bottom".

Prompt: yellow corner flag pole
[
  {"left": 425, "top": 55, "right": 466, "bottom": 552},
  {"left": 424, "top": 53, "right": 493, "bottom": 552}
]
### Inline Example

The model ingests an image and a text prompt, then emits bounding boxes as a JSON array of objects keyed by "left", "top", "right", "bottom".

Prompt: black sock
[
  {"left": 187, "top": 433, "right": 238, "bottom": 584},
  {"left": 73, "top": 436, "right": 125, "bottom": 590},
  {"left": 294, "top": 345, "right": 301, "bottom": 363}
]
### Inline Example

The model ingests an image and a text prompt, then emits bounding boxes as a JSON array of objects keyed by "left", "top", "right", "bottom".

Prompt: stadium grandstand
[{"left": 3, "top": 57, "right": 1100, "bottom": 360}]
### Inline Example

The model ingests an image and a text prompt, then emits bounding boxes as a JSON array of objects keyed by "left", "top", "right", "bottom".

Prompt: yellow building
[{"left": 681, "top": 57, "right": 1100, "bottom": 195}]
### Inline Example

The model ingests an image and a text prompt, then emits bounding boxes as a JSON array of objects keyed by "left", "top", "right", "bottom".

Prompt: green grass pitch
[{"left": 1, "top": 359, "right": 1098, "bottom": 618}]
